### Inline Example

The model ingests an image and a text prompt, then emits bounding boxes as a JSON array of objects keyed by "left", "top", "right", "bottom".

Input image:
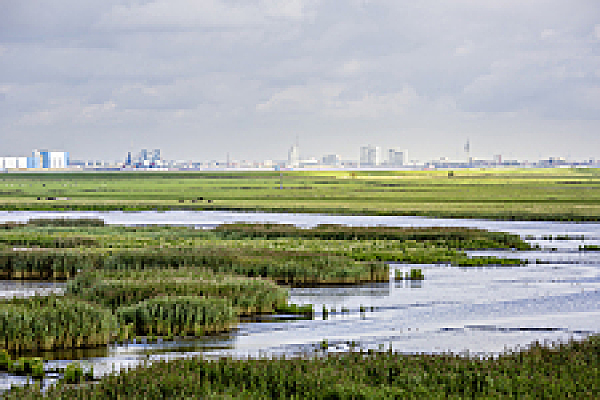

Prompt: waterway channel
[{"left": 1, "top": 211, "right": 599, "bottom": 391}]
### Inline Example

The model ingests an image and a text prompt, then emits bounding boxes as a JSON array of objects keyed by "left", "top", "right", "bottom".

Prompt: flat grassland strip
[{"left": 0, "top": 168, "right": 599, "bottom": 220}]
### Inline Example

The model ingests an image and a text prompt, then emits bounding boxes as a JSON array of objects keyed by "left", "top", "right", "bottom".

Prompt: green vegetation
[
  {"left": 61, "top": 363, "right": 87, "bottom": 384},
  {"left": 117, "top": 296, "right": 237, "bottom": 337},
  {"left": 214, "top": 223, "right": 530, "bottom": 249},
  {"left": 0, "top": 350, "right": 45, "bottom": 379},
  {"left": 0, "top": 169, "right": 599, "bottom": 220},
  {"left": 0, "top": 295, "right": 117, "bottom": 352},
  {"left": 395, "top": 268, "right": 424, "bottom": 280},
  {"left": 0, "top": 220, "right": 532, "bottom": 352},
  {"left": 7, "top": 335, "right": 599, "bottom": 399},
  {"left": 212, "top": 224, "right": 528, "bottom": 266},
  {"left": 580, "top": 244, "right": 600, "bottom": 251},
  {"left": 100, "top": 246, "right": 387, "bottom": 286},
  {"left": 541, "top": 234, "right": 585, "bottom": 241},
  {"left": 67, "top": 268, "right": 288, "bottom": 315},
  {"left": 0, "top": 249, "right": 96, "bottom": 280}
]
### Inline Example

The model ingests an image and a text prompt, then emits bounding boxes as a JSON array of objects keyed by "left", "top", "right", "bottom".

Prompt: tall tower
[
  {"left": 287, "top": 136, "right": 300, "bottom": 168},
  {"left": 288, "top": 144, "right": 299, "bottom": 168},
  {"left": 464, "top": 139, "right": 471, "bottom": 164}
]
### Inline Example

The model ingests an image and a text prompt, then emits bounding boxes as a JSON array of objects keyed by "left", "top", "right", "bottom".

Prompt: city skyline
[{"left": 1, "top": 1, "right": 599, "bottom": 162}]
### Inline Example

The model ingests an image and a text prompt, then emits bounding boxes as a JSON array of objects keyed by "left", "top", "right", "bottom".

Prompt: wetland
[{"left": 0, "top": 168, "right": 599, "bottom": 397}]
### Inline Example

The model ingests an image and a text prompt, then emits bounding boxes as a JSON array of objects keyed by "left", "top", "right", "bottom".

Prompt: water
[{"left": 0, "top": 211, "right": 599, "bottom": 389}]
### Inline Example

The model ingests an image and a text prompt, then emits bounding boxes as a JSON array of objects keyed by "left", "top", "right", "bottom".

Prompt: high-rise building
[
  {"left": 288, "top": 144, "right": 300, "bottom": 168},
  {"left": 387, "top": 148, "right": 408, "bottom": 166},
  {"left": 360, "top": 145, "right": 381, "bottom": 167}
]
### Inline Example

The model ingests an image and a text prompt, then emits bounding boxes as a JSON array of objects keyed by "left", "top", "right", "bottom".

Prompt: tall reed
[
  {"left": 117, "top": 296, "right": 236, "bottom": 337},
  {"left": 213, "top": 224, "right": 531, "bottom": 250},
  {"left": 0, "top": 250, "right": 98, "bottom": 280},
  {"left": 0, "top": 295, "right": 117, "bottom": 352},
  {"left": 6, "top": 335, "right": 599, "bottom": 399},
  {"left": 68, "top": 267, "right": 289, "bottom": 314}
]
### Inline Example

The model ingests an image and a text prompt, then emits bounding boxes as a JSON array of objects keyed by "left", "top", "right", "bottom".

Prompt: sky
[{"left": 1, "top": 0, "right": 599, "bottom": 163}]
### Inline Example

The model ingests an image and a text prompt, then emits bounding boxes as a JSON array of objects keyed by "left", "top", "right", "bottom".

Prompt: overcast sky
[{"left": 1, "top": 0, "right": 599, "bottom": 162}]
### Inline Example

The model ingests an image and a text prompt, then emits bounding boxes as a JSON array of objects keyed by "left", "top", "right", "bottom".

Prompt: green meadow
[{"left": 0, "top": 168, "right": 599, "bottom": 220}]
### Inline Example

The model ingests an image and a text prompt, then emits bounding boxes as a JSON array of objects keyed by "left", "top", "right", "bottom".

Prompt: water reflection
[{"left": 395, "top": 280, "right": 423, "bottom": 289}]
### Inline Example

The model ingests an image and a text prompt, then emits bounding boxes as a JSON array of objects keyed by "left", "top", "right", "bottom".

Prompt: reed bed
[
  {"left": 0, "top": 233, "right": 98, "bottom": 248},
  {"left": 395, "top": 268, "right": 424, "bottom": 280},
  {"left": 67, "top": 268, "right": 289, "bottom": 314},
  {"left": 0, "top": 218, "right": 106, "bottom": 230},
  {"left": 0, "top": 249, "right": 98, "bottom": 280},
  {"left": 455, "top": 256, "right": 526, "bottom": 267},
  {"left": 0, "top": 295, "right": 117, "bottom": 352},
  {"left": 101, "top": 247, "right": 389, "bottom": 286},
  {"left": 213, "top": 224, "right": 531, "bottom": 250},
  {"left": 117, "top": 296, "right": 237, "bottom": 337},
  {"left": 25, "top": 218, "right": 106, "bottom": 228},
  {"left": 222, "top": 236, "right": 528, "bottom": 267},
  {"left": 580, "top": 244, "right": 600, "bottom": 251},
  {"left": 8, "top": 335, "right": 599, "bottom": 399}
]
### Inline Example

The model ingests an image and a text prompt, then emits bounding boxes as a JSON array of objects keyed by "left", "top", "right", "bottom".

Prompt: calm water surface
[{"left": 0, "top": 211, "right": 598, "bottom": 389}]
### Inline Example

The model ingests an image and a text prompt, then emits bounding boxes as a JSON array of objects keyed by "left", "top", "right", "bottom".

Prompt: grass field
[{"left": 0, "top": 168, "right": 599, "bottom": 220}]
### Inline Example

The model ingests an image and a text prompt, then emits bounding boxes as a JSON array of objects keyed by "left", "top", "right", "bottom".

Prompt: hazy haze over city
[{"left": 1, "top": 0, "right": 599, "bottom": 162}]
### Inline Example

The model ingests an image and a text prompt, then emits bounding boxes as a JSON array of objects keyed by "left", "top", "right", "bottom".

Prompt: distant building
[
  {"left": 299, "top": 158, "right": 319, "bottom": 168},
  {"left": 360, "top": 145, "right": 381, "bottom": 167},
  {"left": 0, "top": 157, "right": 28, "bottom": 169},
  {"left": 126, "top": 148, "right": 163, "bottom": 168},
  {"left": 538, "top": 157, "right": 567, "bottom": 167},
  {"left": 322, "top": 154, "right": 341, "bottom": 166},
  {"left": 0, "top": 150, "right": 68, "bottom": 170},
  {"left": 33, "top": 150, "right": 69, "bottom": 169},
  {"left": 288, "top": 144, "right": 300, "bottom": 168},
  {"left": 387, "top": 148, "right": 408, "bottom": 166},
  {"left": 27, "top": 154, "right": 40, "bottom": 168}
]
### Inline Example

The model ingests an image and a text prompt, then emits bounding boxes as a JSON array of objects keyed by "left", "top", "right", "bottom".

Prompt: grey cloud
[{"left": 1, "top": 0, "right": 599, "bottom": 161}]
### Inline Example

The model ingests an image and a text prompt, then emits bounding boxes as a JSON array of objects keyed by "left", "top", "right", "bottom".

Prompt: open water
[{"left": 1, "top": 211, "right": 599, "bottom": 390}]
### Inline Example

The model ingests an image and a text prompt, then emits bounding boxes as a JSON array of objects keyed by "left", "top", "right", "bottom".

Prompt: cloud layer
[{"left": 1, "top": 0, "right": 599, "bottom": 161}]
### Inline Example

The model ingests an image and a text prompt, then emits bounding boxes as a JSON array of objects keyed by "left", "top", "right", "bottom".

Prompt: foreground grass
[
  {"left": 0, "top": 169, "right": 599, "bottom": 220},
  {"left": 7, "top": 335, "right": 599, "bottom": 399}
]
